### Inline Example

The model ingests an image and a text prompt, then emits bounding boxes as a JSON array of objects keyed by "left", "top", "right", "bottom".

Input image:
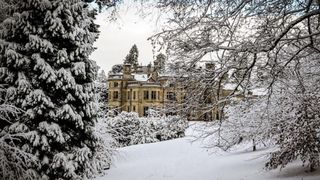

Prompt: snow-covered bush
[
  {"left": 129, "top": 118, "right": 159, "bottom": 145},
  {"left": 153, "top": 115, "right": 188, "bottom": 141},
  {"left": 95, "top": 70, "right": 108, "bottom": 118},
  {"left": 107, "top": 112, "right": 188, "bottom": 147},
  {"left": 93, "top": 117, "right": 117, "bottom": 172},
  {"left": 265, "top": 90, "right": 320, "bottom": 172},
  {"left": 107, "top": 112, "right": 140, "bottom": 146},
  {"left": 209, "top": 98, "right": 274, "bottom": 151}
]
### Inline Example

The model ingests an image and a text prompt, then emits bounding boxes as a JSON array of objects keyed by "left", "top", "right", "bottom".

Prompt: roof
[{"left": 133, "top": 73, "right": 148, "bottom": 81}]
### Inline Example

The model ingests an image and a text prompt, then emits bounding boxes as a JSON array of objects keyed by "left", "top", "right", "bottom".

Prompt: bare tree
[
  {"left": 152, "top": 0, "right": 320, "bottom": 94},
  {"left": 149, "top": 0, "right": 320, "bottom": 171}
]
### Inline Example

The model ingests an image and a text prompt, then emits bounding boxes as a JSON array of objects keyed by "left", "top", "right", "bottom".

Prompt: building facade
[{"left": 107, "top": 60, "right": 234, "bottom": 121}]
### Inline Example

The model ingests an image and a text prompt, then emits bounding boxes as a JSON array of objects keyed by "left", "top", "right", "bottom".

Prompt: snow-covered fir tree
[
  {"left": 124, "top": 44, "right": 139, "bottom": 68},
  {"left": 155, "top": 53, "right": 166, "bottom": 72},
  {"left": 95, "top": 69, "right": 108, "bottom": 117},
  {"left": 0, "top": 95, "right": 39, "bottom": 180},
  {"left": 0, "top": 0, "right": 111, "bottom": 179}
]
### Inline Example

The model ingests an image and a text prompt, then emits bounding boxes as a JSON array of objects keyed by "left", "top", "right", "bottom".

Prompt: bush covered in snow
[{"left": 106, "top": 112, "right": 188, "bottom": 147}]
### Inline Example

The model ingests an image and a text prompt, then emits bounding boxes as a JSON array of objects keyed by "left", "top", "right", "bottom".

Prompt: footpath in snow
[{"left": 96, "top": 124, "right": 320, "bottom": 180}]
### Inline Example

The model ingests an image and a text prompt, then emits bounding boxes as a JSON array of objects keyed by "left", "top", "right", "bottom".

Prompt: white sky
[{"left": 90, "top": 5, "right": 161, "bottom": 73}]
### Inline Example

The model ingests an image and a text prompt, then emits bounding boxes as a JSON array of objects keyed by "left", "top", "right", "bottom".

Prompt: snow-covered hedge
[{"left": 106, "top": 112, "right": 188, "bottom": 147}]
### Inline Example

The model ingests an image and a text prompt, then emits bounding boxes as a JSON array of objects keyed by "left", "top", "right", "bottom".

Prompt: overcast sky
[{"left": 90, "top": 5, "right": 161, "bottom": 74}]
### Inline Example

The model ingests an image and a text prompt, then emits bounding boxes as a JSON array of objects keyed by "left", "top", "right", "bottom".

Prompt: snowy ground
[{"left": 96, "top": 123, "right": 320, "bottom": 180}]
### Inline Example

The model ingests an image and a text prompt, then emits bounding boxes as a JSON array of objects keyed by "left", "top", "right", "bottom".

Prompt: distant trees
[
  {"left": 110, "top": 64, "right": 123, "bottom": 74},
  {"left": 96, "top": 70, "right": 108, "bottom": 117},
  {"left": 152, "top": 0, "right": 320, "bottom": 171},
  {"left": 155, "top": 53, "right": 166, "bottom": 71}
]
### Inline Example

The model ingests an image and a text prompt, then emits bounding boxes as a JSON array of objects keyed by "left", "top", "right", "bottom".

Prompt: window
[
  {"left": 143, "top": 106, "right": 149, "bottom": 116},
  {"left": 144, "top": 91, "right": 149, "bottom": 100},
  {"left": 216, "top": 112, "right": 220, "bottom": 120},
  {"left": 166, "top": 92, "right": 176, "bottom": 101},
  {"left": 151, "top": 91, "right": 156, "bottom": 100},
  {"left": 114, "top": 82, "right": 118, "bottom": 87},
  {"left": 133, "top": 91, "right": 136, "bottom": 99},
  {"left": 127, "top": 106, "right": 130, "bottom": 112},
  {"left": 113, "top": 91, "right": 119, "bottom": 99},
  {"left": 133, "top": 106, "right": 136, "bottom": 111},
  {"left": 127, "top": 91, "right": 130, "bottom": 100}
]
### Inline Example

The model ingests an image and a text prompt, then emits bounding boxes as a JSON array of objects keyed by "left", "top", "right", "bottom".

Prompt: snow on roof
[
  {"left": 141, "top": 84, "right": 161, "bottom": 87},
  {"left": 133, "top": 74, "right": 148, "bottom": 81},
  {"left": 108, "top": 75, "right": 123, "bottom": 79}
]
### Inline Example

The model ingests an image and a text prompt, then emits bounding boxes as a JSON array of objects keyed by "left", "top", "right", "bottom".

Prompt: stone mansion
[{"left": 107, "top": 59, "right": 235, "bottom": 121}]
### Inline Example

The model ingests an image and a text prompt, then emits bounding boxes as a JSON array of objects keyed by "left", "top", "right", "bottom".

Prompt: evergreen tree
[
  {"left": 0, "top": 0, "right": 18, "bottom": 23},
  {"left": 0, "top": 0, "right": 109, "bottom": 179},
  {"left": 97, "top": 69, "right": 107, "bottom": 83},
  {"left": 155, "top": 53, "right": 166, "bottom": 71},
  {"left": 124, "top": 44, "right": 139, "bottom": 68},
  {"left": 110, "top": 64, "right": 123, "bottom": 74},
  {"left": 96, "top": 70, "right": 108, "bottom": 117}
]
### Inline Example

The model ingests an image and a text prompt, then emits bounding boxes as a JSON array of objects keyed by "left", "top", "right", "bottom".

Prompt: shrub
[{"left": 106, "top": 112, "right": 188, "bottom": 147}]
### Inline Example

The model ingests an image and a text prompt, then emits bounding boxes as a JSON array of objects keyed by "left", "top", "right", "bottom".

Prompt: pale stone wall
[{"left": 107, "top": 64, "right": 234, "bottom": 120}]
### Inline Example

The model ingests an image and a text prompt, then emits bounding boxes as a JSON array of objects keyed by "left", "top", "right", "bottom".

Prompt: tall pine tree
[
  {"left": 124, "top": 44, "right": 139, "bottom": 68},
  {"left": 0, "top": 0, "right": 109, "bottom": 179},
  {"left": 96, "top": 70, "right": 108, "bottom": 117}
]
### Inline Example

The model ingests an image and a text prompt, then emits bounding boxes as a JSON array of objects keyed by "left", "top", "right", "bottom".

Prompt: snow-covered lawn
[{"left": 96, "top": 124, "right": 320, "bottom": 180}]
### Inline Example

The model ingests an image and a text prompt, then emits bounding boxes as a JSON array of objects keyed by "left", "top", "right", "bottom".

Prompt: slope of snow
[{"left": 96, "top": 124, "right": 320, "bottom": 180}]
